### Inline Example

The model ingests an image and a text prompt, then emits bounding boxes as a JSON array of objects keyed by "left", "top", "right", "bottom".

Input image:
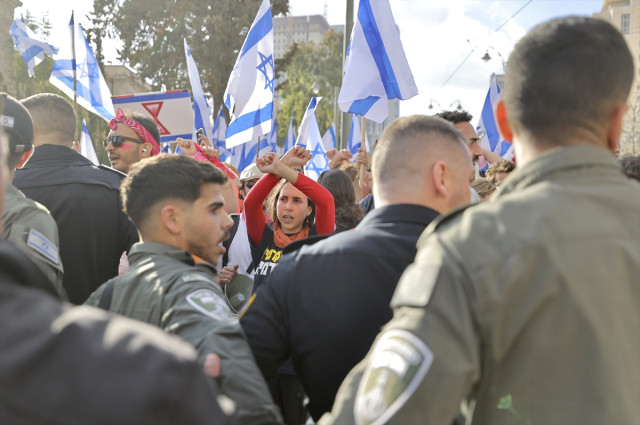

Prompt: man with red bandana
[
  {"left": 14, "top": 94, "right": 138, "bottom": 304},
  {"left": 105, "top": 108, "right": 161, "bottom": 174}
]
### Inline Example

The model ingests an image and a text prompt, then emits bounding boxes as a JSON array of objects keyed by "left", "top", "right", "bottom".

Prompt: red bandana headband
[{"left": 109, "top": 108, "right": 160, "bottom": 156}]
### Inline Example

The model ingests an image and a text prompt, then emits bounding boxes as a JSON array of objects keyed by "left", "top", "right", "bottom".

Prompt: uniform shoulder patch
[
  {"left": 354, "top": 330, "right": 433, "bottom": 425},
  {"left": 186, "top": 289, "right": 235, "bottom": 321},
  {"left": 27, "top": 229, "right": 59, "bottom": 264},
  {"left": 98, "top": 164, "right": 127, "bottom": 179},
  {"left": 390, "top": 264, "right": 439, "bottom": 308}
]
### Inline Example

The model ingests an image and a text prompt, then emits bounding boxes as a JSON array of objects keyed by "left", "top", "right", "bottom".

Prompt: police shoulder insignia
[
  {"left": 27, "top": 229, "right": 59, "bottom": 264},
  {"left": 186, "top": 289, "right": 235, "bottom": 321},
  {"left": 354, "top": 330, "right": 433, "bottom": 425}
]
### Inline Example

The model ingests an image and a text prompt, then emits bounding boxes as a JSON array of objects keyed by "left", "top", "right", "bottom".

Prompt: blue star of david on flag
[
  {"left": 306, "top": 142, "right": 329, "bottom": 178},
  {"left": 257, "top": 52, "right": 275, "bottom": 93}
]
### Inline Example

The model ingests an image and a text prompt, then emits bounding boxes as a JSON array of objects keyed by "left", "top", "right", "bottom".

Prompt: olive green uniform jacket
[
  {"left": 322, "top": 146, "right": 640, "bottom": 425},
  {"left": 86, "top": 242, "right": 282, "bottom": 425},
  {"left": 2, "top": 183, "right": 66, "bottom": 300}
]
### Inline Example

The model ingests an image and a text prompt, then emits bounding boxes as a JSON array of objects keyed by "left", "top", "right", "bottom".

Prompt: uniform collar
[
  {"left": 128, "top": 241, "right": 217, "bottom": 273},
  {"left": 359, "top": 203, "right": 440, "bottom": 228},
  {"left": 495, "top": 146, "right": 620, "bottom": 198},
  {"left": 23, "top": 144, "right": 92, "bottom": 167}
]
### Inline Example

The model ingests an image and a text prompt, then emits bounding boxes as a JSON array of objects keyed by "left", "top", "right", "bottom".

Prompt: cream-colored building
[
  {"left": 593, "top": 0, "right": 640, "bottom": 153},
  {"left": 274, "top": 15, "right": 330, "bottom": 59},
  {"left": 103, "top": 63, "right": 152, "bottom": 96}
]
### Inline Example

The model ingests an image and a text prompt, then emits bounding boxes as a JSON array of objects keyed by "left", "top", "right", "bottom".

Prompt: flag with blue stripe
[
  {"left": 284, "top": 117, "right": 296, "bottom": 153},
  {"left": 322, "top": 123, "right": 337, "bottom": 151},
  {"left": 347, "top": 114, "right": 368, "bottom": 158},
  {"left": 295, "top": 97, "right": 321, "bottom": 148},
  {"left": 80, "top": 120, "right": 99, "bottom": 165},
  {"left": 295, "top": 98, "right": 329, "bottom": 181},
  {"left": 228, "top": 138, "right": 273, "bottom": 173},
  {"left": 223, "top": 0, "right": 274, "bottom": 148},
  {"left": 184, "top": 39, "right": 213, "bottom": 144},
  {"left": 266, "top": 113, "right": 278, "bottom": 153},
  {"left": 477, "top": 74, "right": 513, "bottom": 160},
  {"left": 49, "top": 12, "right": 115, "bottom": 121},
  {"left": 339, "top": 0, "right": 418, "bottom": 123},
  {"left": 213, "top": 107, "right": 231, "bottom": 162},
  {"left": 161, "top": 143, "right": 173, "bottom": 154},
  {"left": 10, "top": 19, "right": 56, "bottom": 77}
]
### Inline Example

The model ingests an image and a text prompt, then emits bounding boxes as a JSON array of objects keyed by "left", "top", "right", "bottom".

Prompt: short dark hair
[
  {"left": 619, "top": 155, "right": 640, "bottom": 182},
  {"left": 436, "top": 110, "right": 473, "bottom": 124},
  {"left": 121, "top": 154, "right": 227, "bottom": 229},
  {"left": 123, "top": 110, "right": 160, "bottom": 148},
  {"left": 373, "top": 115, "right": 469, "bottom": 197},
  {"left": 504, "top": 17, "right": 633, "bottom": 145},
  {"left": 21, "top": 93, "right": 76, "bottom": 143}
]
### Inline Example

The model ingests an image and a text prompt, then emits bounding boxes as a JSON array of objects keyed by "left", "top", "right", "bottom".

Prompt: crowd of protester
[{"left": 1, "top": 16, "right": 639, "bottom": 425}]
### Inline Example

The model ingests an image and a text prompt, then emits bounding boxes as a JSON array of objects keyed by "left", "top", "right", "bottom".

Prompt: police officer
[
  {"left": 0, "top": 109, "right": 232, "bottom": 425},
  {"left": 14, "top": 93, "right": 138, "bottom": 304},
  {"left": 0, "top": 93, "right": 65, "bottom": 299},
  {"left": 85, "top": 155, "right": 282, "bottom": 425},
  {"left": 321, "top": 17, "right": 640, "bottom": 425}
]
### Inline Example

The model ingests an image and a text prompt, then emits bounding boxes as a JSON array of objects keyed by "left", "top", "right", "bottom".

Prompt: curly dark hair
[
  {"left": 435, "top": 110, "right": 473, "bottom": 124},
  {"left": 265, "top": 179, "right": 316, "bottom": 229},
  {"left": 122, "top": 110, "right": 160, "bottom": 148},
  {"left": 619, "top": 155, "right": 640, "bottom": 182}
]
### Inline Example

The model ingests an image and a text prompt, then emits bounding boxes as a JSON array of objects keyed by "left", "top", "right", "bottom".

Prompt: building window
[{"left": 621, "top": 13, "right": 630, "bottom": 34}]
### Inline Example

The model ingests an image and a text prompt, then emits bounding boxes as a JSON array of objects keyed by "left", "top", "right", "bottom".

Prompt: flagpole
[
  {"left": 358, "top": 115, "right": 366, "bottom": 191},
  {"left": 70, "top": 11, "right": 79, "bottom": 134},
  {"left": 256, "top": 136, "right": 260, "bottom": 161}
]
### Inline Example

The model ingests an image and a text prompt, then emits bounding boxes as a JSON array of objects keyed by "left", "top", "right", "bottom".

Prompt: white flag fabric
[
  {"left": 213, "top": 107, "right": 231, "bottom": 162},
  {"left": 223, "top": 0, "right": 274, "bottom": 148},
  {"left": 477, "top": 74, "right": 513, "bottom": 160},
  {"left": 284, "top": 117, "right": 296, "bottom": 153},
  {"left": 10, "top": 19, "right": 56, "bottom": 77},
  {"left": 295, "top": 97, "right": 322, "bottom": 148},
  {"left": 295, "top": 98, "right": 328, "bottom": 181},
  {"left": 347, "top": 115, "right": 369, "bottom": 159},
  {"left": 321, "top": 123, "right": 337, "bottom": 151},
  {"left": 228, "top": 138, "right": 273, "bottom": 173},
  {"left": 49, "top": 13, "right": 115, "bottom": 121},
  {"left": 339, "top": 0, "right": 418, "bottom": 123},
  {"left": 185, "top": 39, "right": 214, "bottom": 143},
  {"left": 80, "top": 120, "right": 99, "bottom": 165}
]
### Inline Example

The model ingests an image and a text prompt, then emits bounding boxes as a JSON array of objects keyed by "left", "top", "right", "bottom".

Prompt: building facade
[
  {"left": 593, "top": 0, "right": 640, "bottom": 153},
  {"left": 273, "top": 15, "right": 330, "bottom": 59}
]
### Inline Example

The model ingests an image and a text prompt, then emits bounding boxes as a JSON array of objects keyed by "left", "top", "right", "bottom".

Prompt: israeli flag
[
  {"left": 80, "top": 120, "right": 99, "bottom": 165},
  {"left": 477, "top": 74, "right": 513, "bottom": 160},
  {"left": 223, "top": 0, "right": 274, "bottom": 148},
  {"left": 295, "top": 98, "right": 329, "bottom": 181},
  {"left": 322, "top": 123, "right": 337, "bottom": 151},
  {"left": 347, "top": 114, "right": 369, "bottom": 158},
  {"left": 266, "top": 113, "right": 278, "bottom": 153},
  {"left": 10, "top": 19, "right": 56, "bottom": 77},
  {"left": 49, "top": 12, "right": 115, "bottom": 121},
  {"left": 213, "top": 107, "right": 231, "bottom": 162},
  {"left": 339, "top": 0, "right": 418, "bottom": 123},
  {"left": 295, "top": 97, "right": 322, "bottom": 148},
  {"left": 161, "top": 143, "right": 173, "bottom": 154},
  {"left": 283, "top": 117, "right": 296, "bottom": 153},
  {"left": 184, "top": 39, "right": 213, "bottom": 143},
  {"left": 228, "top": 138, "right": 273, "bottom": 173}
]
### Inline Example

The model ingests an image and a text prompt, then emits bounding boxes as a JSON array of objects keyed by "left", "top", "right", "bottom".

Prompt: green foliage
[
  {"left": 275, "top": 29, "right": 343, "bottom": 146},
  {"left": 88, "top": 0, "right": 289, "bottom": 118}
]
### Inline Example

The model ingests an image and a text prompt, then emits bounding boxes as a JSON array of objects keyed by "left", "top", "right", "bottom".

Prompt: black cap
[{"left": 0, "top": 92, "right": 34, "bottom": 154}]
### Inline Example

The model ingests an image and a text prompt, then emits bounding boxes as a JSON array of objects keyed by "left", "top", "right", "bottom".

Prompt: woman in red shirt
[{"left": 244, "top": 149, "right": 335, "bottom": 291}]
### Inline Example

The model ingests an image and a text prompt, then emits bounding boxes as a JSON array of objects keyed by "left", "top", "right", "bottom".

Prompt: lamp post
[
  {"left": 481, "top": 46, "right": 506, "bottom": 71},
  {"left": 427, "top": 99, "right": 441, "bottom": 111},
  {"left": 449, "top": 100, "right": 463, "bottom": 111}
]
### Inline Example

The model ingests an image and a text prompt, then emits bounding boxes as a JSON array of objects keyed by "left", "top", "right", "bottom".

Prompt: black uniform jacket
[
  {"left": 240, "top": 203, "right": 440, "bottom": 420},
  {"left": 14, "top": 145, "right": 138, "bottom": 304}
]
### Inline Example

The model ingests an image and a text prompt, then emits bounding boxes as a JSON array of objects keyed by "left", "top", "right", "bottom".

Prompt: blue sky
[{"left": 16, "top": 0, "right": 604, "bottom": 121}]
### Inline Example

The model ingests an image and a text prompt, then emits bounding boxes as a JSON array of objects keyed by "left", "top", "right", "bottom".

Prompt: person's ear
[
  {"left": 160, "top": 204, "right": 182, "bottom": 235},
  {"left": 605, "top": 103, "right": 628, "bottom": 154},
  {"left": 496, "top": 100, "right": 514, "bottom": 141},
  {"left": 141, "top": 143, "right": 151, "bottom": 156},
  {"left": 431, "top": 160, "right": 448, "bottom": 198}
]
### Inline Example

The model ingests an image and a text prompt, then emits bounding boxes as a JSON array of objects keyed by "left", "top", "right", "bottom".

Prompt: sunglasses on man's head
[
  {"left": 103, "top": 135, "right": 144, "bottom": 149},
  {"left": 243, "top": 180, "right": 257, "bottom": 190}
]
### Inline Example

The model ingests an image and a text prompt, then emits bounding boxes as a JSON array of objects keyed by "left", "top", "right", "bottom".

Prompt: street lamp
[
  {"left": 449, "top": 100, "right": 463, "bottom": 111},
  {"left": 481, "top": 46, "right": 506, "bottom": 71},
  {"left": 428, "top": 99, "right": 441, "bottom": 110}
]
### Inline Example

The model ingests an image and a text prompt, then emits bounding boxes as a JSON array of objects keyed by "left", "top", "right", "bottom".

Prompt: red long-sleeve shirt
[{"left": 244, "top": 172, "right": 335, "bottom": 246}]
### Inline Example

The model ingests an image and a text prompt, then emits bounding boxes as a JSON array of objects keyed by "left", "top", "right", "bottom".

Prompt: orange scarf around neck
[{"left": 273, "top": 221, "right": 310, "bottom": 248}]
